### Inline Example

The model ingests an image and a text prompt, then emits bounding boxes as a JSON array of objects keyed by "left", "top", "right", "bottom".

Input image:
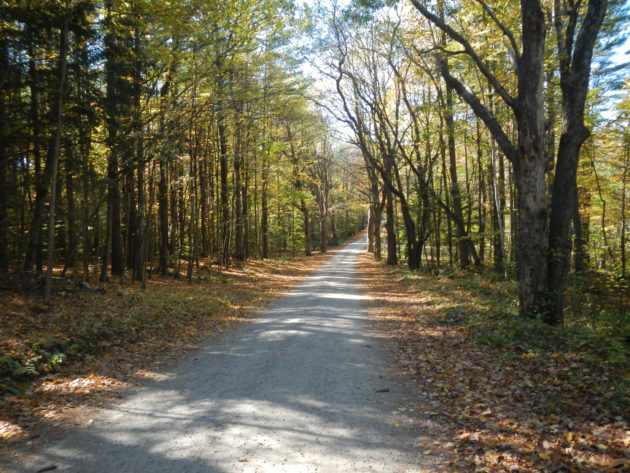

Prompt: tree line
[
  {"left": 0, "top": 0, "right": 366, "bottom": 300},
  {"left": 317, "top": 0, "right": 627, "bottom": 324},
  {"left": 0, "top": 0, "right": 627, "bottom": 327}
]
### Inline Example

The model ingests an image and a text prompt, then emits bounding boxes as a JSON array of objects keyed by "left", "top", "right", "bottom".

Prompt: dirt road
[{"left": 8, "top": 237, "right": 433, "bottom": 473}]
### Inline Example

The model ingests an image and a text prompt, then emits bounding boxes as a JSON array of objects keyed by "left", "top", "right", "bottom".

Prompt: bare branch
[
  {"left": 473, "top": 0, "right": 520, "bottom": 58},
  {"left": 434, "top": 53, "right": 518, "bottom": 164},
  {"left": 409, "top": 0, "right": 516, "bottom": 111}
]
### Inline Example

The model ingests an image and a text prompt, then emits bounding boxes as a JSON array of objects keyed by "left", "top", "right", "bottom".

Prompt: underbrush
[
  {"left": 372, "top": 258, "right": 628, "bottom": 472},
  {"left": 0, "top": 286, "right": 229, "bottom": 396},
  {"left": 393, "top": 267, "right": 629, "bottom": 410}
]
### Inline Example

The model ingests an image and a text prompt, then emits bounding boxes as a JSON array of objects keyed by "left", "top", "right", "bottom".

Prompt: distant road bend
[{"left": 11, "top": 236, "right": 433, "bottom": 473}]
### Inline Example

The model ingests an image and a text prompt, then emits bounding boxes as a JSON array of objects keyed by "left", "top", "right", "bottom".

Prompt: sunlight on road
[
  {"left": 13, "top": 237, "right": 423, "bottom": 473},
  {"left": 285, "top": 291, "right": 370, "bottom": 300}
]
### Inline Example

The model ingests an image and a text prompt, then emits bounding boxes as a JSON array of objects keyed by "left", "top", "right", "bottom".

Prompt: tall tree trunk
[
  {"left": 545, "top": 0, "right": 608, "bottom": 324},
  {"left": 489, "top": 142, "right": 506, "bottom": 275},
  {"left": 444, "top": 77, "right": 470, "bottom": 268},
  {"left": 156, "top": 46, "right": 176, "bottom": 273},
  {"left": 158, "top": 159, "right": 169, "bottom": 274},
  {"left": 22, "top": 28, "right": 45, "bottom": 274},
  {"left": 477, "top": 121, "right": 486, "bottom": 264},
  {"left": 438, "top": 120, "right": 454, "bottom": 266},
  {"left": 261, "top": 156, "right": 269, "bottom": 259},
  {"left": 218, "top": 107, "right": 230, "bottom": 267},
  {"left": 318, "top": 195, "right": 327, "bottom": 253},
  {"left": 0, "top": 38, "right": 8, "bottom": 271},
  {"left": 81, "top": 162, "right": 90, "bottom": 281},
  {"left": 132, "top": 131, "right": 145, "bottom": 282},
  {"left": 112, "top": 181, "right": 125, "bottom": 277},
  {"left": 367, "top": 205, "right": 375, "bottom": 254},
  {"left": 234, "top": 116, "right": 246, "bottom": 264},
  {"left": 300, "top": 200, "right": 311, "bottom": 256},
  {"left": 384, "top": 156, "right": 397, "bottom": 265},
  {"left": 368, "top": 173, "right": 382, "bottom": 261},
  {"left": 199, "top": 158, "right": 209, "bottom": 257},
  {"left": 512, "top": 0, "right": 548, "bottom": 317},
  {"left": 243, "top": 160, "right": 250, "bottom": 260},
  {"left": 44, "top": 10, "right": 70, "bottom": 302},
  {"left": 63, "top": 147, "right": 78, "bottom": 273},
  {"left": 620, "top": 141, "right": 628, "bottom": 277},
  {"left": 373, "top": 198, "right": 383, "bottom": 261},
  {"left": 130, "top": 25, "right": 144, "bottom": 283},
  {"left": 103, "top": 0, "right": 124, "bottom": 279}
]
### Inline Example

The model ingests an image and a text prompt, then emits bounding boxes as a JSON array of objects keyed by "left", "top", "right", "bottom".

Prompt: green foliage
[
  {"left": 394, "top": 265, "right": 629, "bottom": 392},
  {"left": 199, "top": 274, "right": 233, "bottom": 284}
]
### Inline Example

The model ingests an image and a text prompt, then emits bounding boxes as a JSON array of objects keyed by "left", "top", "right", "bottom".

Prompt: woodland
[{"left": 0, "top": 0, "right": 629, "bottom": 469}]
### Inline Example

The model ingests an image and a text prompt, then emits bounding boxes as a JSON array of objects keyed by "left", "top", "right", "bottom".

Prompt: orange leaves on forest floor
[
  {"left": 0, "top": 249, "right": 336, "bottom": 457},
  {"left": 359, "top": 253, "right": 629, "bottom": 473}
]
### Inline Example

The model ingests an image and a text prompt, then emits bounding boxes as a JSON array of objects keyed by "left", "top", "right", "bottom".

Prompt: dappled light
[
  {"left": 0, "top": 248, "right": 342, "bottom": 454},
  {"left": 35, "top": 375, "right": 127, "bottom": 395},
  {"left": 3, "top": 236, "right": 441, "bottom": 473},
  {"left": 1, "top": 0, "right": 627, "bottom": 471},
  {"left": 359, "top": 251, "right": 628, "bottom": 473}
]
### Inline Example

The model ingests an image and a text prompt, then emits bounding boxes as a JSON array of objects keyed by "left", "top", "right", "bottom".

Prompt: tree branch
[
  {"left": 571, "top": 0, "right": 608, "bottom": 95},
  {"left": 435, "top": 53, "right": 518, "bottom": 164},
  {"left": 473, "top": 0, "right": 520, "bottom": 58},
  {"left": 409, "top": 0, "right": 516, "bottom": 111}
]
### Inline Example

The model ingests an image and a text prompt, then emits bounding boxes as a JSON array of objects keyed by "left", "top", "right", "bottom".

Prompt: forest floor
[
  {"left": 3, "top": 234, "right": 432, "bottom": 473},
  {"left": 0, "top": 247, "right": 341, "bottom": 457},
  {"left": 2, "top": 241, "right": 628, "bottom": 472},
  {"left": 359, "top": 253, "right": 629, "bottom": 473}
]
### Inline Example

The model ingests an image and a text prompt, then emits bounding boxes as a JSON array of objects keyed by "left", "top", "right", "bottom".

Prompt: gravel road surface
[{"left": 8, "top": 236, "right": 433, "bottom": 473}]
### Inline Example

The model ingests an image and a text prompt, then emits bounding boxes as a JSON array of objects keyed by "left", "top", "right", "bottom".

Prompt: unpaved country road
[{"left": 7, "top": 236, "right": 436, "bottom": 473}]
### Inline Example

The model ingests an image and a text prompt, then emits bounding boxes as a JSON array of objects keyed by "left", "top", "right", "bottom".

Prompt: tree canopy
[{"left": 0, "top": 0, "right": 627, "bottom": 326}]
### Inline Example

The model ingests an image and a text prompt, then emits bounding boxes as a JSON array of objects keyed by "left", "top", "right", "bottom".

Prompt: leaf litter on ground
[
  {"left": 0, "top": 249, "right": 340, "bottom": 461},
  {"left": 359, "top": 253, "right": 629, "bottom": 473}
]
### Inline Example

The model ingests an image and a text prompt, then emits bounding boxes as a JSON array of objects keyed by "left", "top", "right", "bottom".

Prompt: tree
[
  {"left": 410, "top": 0, "right": 602, "bottom": 320},
  {"left": 546, "top": 0, "right": 609, "bottom": 324}
]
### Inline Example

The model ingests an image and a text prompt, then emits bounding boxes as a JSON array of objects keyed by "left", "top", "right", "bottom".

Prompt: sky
[{"left": 295, "top": 0, "right": 629, "bottom": 129}]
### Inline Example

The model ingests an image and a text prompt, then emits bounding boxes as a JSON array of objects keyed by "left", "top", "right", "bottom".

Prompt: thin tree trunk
[
  {"left": 301, "top": 200, "right": 311, "bottom": 256},
  {"left": 234, "top": 123, "right": 246, "bottom": 263},
  {"left": 44, "top": 11, "right": 70, "bottom": 302},
  {"left": 63, "top": 147, "right": 78, "bottom": 274},
  {"left": 489, "top": 141, "right": 506, "bottom": 275},
  {"left": 261, "top": 155, "right": 269, "bottom": 259},
  {"left": 218, "top": 108, "right": 230, "bottom": 267},
  {"left": 22, "top": 28, "right": 45, "bottom": 274},
  {"left": 0, "top": 38, "right": 9, "bottom": 271},
  {"left": 103, "top": 0, "right": 124, "bottom": 279},
  {"left": 318, "top": 196, "right": 327, "bottom": 253},
  {"left": 383, "top": 150, "right": 397, "bottom": 265},
  {"left": 621, "top": 141, "right": 628, "bottom": 277},
  {"left": 158, "top": 159, "right": 169, "bottom": 274},
  {"left": 444, "top": 77, "right": 470, "bottom": 268}
]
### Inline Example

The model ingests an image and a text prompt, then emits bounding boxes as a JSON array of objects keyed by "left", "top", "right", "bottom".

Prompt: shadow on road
[{"left": 9, "top": 238, "right": 427, "bottom": 473}]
